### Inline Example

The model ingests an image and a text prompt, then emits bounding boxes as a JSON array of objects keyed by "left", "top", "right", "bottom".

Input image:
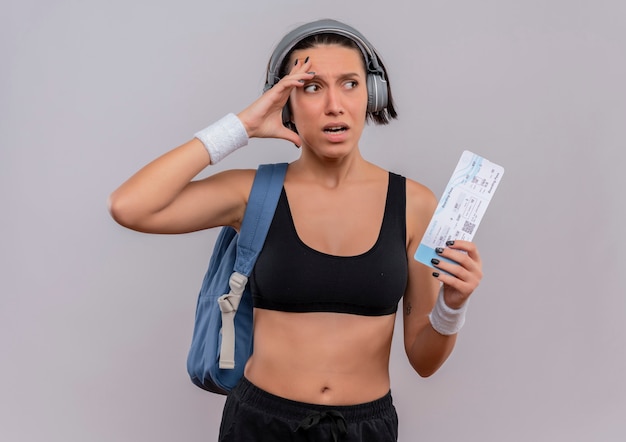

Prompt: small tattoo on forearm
[{"left": 405, "top": 302, "right": 412, "bottom": 315}]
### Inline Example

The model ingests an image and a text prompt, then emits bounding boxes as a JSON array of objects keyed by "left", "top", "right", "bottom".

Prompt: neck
[{"left": 290, "top": 148, "right": 371, "bottom": 189}]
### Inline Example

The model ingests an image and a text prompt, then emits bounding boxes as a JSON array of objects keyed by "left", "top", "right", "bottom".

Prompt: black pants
[{"left": 219, "top": 377, "right": 398, "bottom": 441}]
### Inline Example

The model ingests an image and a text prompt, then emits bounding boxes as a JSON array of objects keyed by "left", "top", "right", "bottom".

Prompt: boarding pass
[{"left": 414, "top": 150, "right": 504, "bottom": 271}]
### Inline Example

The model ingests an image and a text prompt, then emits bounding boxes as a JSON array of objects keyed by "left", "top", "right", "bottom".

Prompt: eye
[
  {"left": 303, "top": 83, "right": 320, "bottom": 93},
  {"left": 344, "top": 80, "right": 358, "bottom": 90}
]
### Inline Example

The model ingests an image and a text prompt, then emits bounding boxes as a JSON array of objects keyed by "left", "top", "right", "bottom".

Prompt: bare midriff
[{"left": 244, "top": 308, "right": 396, "bottom": 406}]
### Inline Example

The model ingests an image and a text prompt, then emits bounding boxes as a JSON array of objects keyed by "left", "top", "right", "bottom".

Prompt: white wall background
[{"left": 2, "top": 0, "right": 625, "bottom": 440}]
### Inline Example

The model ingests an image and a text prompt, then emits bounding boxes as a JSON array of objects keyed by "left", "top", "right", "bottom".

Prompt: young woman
[{"left": 109, "top": 19, "right": 482, "bottom": 442}]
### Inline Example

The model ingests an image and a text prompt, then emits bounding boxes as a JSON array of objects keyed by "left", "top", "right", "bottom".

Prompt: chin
[{"left": 313, "top": 144, "right": 357, "bottom": 161}]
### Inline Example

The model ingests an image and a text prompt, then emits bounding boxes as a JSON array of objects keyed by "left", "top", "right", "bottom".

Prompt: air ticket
[{"left": 414, "top": 150, "right": 504, "bottom": 271}]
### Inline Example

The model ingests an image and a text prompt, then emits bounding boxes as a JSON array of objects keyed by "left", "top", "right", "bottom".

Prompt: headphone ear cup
[{"left": 366, "top": 74, "right": 388, "bottom": 113}]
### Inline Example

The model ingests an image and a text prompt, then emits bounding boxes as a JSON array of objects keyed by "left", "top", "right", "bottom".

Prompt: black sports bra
[{"left": 250, "top": 172, "right": 408, "bottom": 316}]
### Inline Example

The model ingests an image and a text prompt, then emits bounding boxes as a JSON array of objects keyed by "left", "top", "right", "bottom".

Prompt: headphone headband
[{"left": 264, "top": 19, "right": 385, "bottom": 92}]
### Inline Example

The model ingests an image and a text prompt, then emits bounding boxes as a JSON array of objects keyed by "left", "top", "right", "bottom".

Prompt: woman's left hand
[{"left": 431, "top": 240, "right": 483, "bottom": 309}]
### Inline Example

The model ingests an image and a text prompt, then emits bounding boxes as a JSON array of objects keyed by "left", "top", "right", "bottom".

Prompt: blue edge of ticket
[{"left": 414, "top": 150, "right": 505, "bottom": 272}]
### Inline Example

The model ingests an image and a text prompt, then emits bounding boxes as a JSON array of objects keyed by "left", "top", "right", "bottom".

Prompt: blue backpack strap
[
  {"left": 235, "top": 163, "right": 288, "bottom": 276},
  {"left": 217, "top": 163, "right": 287, "bottom": 369}
]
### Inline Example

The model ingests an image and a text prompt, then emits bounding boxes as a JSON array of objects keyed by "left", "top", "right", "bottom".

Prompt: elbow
[
  {"left": 417, "top": 367, "right": 437, "bottom": 378},
  {"left": 410, "top": 361, "right": 440, "bottom": 378},
  {"left": 405, "top": 327, "right": 456, "bottom": 378},
  {"left": 406, "top": 345, "right": 452, "bottom": 378},
  {"left": 107, "top": 191, "right": 142, "bottom": 230}
]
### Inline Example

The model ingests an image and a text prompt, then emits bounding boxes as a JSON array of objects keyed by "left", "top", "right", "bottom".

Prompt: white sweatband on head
[
  {"left": 428, "top": 285, "right": 469, "bottom": 335},
  {"left": 194, "top": 113, "right": 248, "bottom": 164}
]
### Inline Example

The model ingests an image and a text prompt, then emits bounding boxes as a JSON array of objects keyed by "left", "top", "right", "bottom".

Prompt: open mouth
[{"left": 323, "top": 126, "right": 347, "bottom": 134}]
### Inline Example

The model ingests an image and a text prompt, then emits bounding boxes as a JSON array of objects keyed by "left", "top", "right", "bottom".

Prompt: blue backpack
[{"left": 187, "top": 163, "right": 287, "bottom": 394}]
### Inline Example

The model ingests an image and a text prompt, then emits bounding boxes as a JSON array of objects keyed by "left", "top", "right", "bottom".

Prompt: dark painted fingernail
[
  {"left": 446, "top": 240, "right": 455, "bottom": 246},
  {"left": 432, "top": 272, "right": 440, "bottom": 277},
  {"left": 304, "top": 56, "right": 309, "bottom": 63},
  {"left": 431, "top": 258, "right": 440, "bottom": 265},
  {"left": 435, "top": 247, "right": 444, "bottom": 254},
  {"left": 298, "top": 79, "right": 305, "bottom": 83},
  {"left": 307, "top": 71, "right": 315, "bottom": 75}
]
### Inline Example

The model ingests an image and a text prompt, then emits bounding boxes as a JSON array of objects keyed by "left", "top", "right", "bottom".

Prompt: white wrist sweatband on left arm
[
  {"left": 428, "top": 285, "right": 469, "bottom": 335},
  {"left": 194, "top": 113, "right": 248, "bottom": 164}
]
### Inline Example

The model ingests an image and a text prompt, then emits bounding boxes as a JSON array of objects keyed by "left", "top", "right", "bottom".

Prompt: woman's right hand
[
  {"left": 237, "top": 57, "right": 314, "bottom": 147},
  {"left": 109, "top": 57, "right": 315, "bottom": 234}
]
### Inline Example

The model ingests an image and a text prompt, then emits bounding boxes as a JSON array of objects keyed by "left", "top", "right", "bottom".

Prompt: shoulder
[
  {"left": 383, "top": 168, "right": 436, "bottom": 223},
  {"left": 382, "top": 167, "right": 437, "bottom": 216},
  {"left": 403, "top": 177, "right": 437, "bottom": 241},
  {"left": 389, "top": 172, "right": 437, "bottom": 215},
  {"left": 405, "top": 177, "right": 437, "bottom": 211}
]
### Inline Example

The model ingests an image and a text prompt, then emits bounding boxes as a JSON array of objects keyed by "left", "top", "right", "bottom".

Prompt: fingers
[
  {"left": 289, "top": 55, "right": 312, "bottom": 76},
  {"left": 239, "top": 57, "right": 314, "bottom": 141},
  {"left": 275, "top": 56, "right": 314, "bottom": 92},
  {"left": 278, "top": 126, "right": 302, "bottom": 147},
  {"left": 441, "top": 240, "right": 482, "bottom": 273},
  {"left": 431, "top": 240, "right": 483, "bottom": 304}
]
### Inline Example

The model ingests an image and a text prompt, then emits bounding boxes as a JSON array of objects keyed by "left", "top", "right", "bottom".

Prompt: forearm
[
  {"left": 406, "top": 322, "right": 457, "bottom": 377},
  {"left": 406, "top": 283, "right": 470, "bottom": 376}
]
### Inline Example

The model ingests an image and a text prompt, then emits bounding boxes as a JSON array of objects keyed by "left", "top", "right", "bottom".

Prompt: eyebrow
[{"left": 311, "top": 72, "right": 363, "bottom": 82}]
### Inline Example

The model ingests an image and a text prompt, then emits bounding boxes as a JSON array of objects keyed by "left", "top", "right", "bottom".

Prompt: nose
[{"left": 324, "top": 86, "right": 343, "bottom": 115}]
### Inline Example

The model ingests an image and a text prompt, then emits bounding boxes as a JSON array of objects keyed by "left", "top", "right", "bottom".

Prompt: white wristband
[
  {"left": 428, "top": 285, "right": 468, "bottom": 335},
  {"left": 194, "top": 113, "right": 248, "bottom": 164}
]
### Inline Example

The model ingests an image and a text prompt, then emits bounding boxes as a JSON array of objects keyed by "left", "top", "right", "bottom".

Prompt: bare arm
[
  {"left": 402, "top": 179, "right": 483, "bottom": 377},
  {"left": 108, "top": 137, "right": 257, "bottom": 233},
  {"left": 107, "top": 59, "right": 316, "bottom": 234}
]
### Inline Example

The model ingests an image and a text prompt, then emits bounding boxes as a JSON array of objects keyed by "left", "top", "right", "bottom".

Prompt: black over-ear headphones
[{"left": 263, "top": 19, "right": 389, "bottom": 125}]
